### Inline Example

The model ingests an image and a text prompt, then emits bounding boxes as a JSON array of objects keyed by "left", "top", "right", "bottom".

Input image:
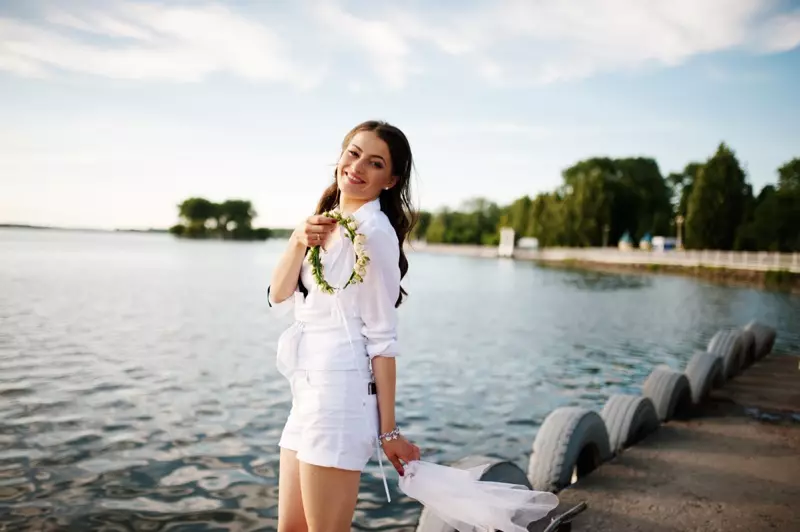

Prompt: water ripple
[{"left": 1, "top": 230, "right": 799, "bottom": 530}]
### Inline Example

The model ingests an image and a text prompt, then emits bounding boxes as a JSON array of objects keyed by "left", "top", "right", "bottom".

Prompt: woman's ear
[{"left": 385, "top": 175, "right": 398, "bottom": 190}]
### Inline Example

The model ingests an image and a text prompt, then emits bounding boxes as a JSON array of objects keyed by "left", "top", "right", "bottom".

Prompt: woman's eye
[
  {"left": 372, "top": 161, "right": 384, "bottom": 169},
  {"left": 348, "top": 150, "right": 358, "bottom": 157}
]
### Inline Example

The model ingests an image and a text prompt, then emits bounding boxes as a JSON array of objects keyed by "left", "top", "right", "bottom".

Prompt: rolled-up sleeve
[
  {"left": 267, "top": 285, "right": 297, "bottom": 318},
  {"left": 359, "top": 227, "right": 401, "bottom": 359}
]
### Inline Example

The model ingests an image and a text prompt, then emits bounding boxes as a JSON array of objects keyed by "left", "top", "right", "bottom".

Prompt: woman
[{"left": 267, "top": 120, "right": 421, "bottom": 532}]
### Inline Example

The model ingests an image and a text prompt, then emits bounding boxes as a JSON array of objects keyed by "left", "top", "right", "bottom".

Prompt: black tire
[
  {"left": 600, "top": 394, "right": 660, "bottom": 455},
  {"left": 528, "top": 407, "right": 611, "bottom": 492},
  {"left": 641, "top": 365, "right": 693, "bottom": 422},
  {"left": 737, "top": 329, "right": 757, "bottom": 368},
  {"left": 685, "top": 350, "right": 724, "bottom": 404},
  {"left": 744, "top": 320, "right": 777, "bottom": 359},
  {"left": 707, "top": 329, "right": 745, "bottom": 379}
]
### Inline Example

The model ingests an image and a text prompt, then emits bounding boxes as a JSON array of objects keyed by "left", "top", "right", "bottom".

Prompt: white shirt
[{"left": 268, "top": 198, "right": 400, "bottom": 372}]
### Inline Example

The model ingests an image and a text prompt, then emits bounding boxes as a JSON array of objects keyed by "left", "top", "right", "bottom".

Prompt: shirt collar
[{"left": 348, "top": 197, "right": 381, "bottom": 226}]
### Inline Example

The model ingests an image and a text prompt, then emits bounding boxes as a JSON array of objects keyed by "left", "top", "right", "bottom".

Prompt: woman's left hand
[{"left": 382, "top": 435, "right": 420, "bottom": 476}]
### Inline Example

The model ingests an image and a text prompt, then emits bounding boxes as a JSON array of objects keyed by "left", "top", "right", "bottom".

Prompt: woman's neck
[{"left": 338, "top": 195, "right": 374, "bottom": 217}]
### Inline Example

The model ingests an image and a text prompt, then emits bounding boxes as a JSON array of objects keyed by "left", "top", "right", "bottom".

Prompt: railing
[
  {"left": 513, "top": 247, "right": 800, "bottom": 273},
  {"left": 406, "top": 241, "right": 800, "bottom": 273}
]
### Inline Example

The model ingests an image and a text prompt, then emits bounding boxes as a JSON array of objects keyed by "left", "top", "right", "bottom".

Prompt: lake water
[{"left": 1, "top": 229, "right": 798, "bottom": 531}]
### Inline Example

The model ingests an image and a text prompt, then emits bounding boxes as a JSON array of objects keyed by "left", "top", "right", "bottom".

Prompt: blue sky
[{"left": 1, "top": 0, "right": 799, "bottom": 230}]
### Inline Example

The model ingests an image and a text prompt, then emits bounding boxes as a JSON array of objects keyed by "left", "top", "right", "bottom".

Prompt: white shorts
[{"left": 279, "top": 369, "right": 379, "bottom": 471}]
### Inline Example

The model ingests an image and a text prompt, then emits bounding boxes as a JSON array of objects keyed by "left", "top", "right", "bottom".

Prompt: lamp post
[
  {"left": 675, "top": 214, "right": 684, "bottom": 250},
  {"left": 602, "top": 223, "right": 610, "bottom": 247}
]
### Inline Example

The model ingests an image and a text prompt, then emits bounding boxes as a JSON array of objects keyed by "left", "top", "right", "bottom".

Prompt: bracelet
[{"left": 378, "top": 427, "right": 400, "bottom": 444}]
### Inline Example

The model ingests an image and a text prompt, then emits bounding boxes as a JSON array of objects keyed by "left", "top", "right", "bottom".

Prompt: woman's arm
[
  {"left": 269, "top": 235, "right": 307, "bottom": 304},
  {"left": 371, "top": 355, "right": 396, "bottom": 434},
  {"left": 269, "top": 215, "right": 336, "bottom": 304},
  {"left": 358, "top": 225, "right": 419, "bottom": 474}
]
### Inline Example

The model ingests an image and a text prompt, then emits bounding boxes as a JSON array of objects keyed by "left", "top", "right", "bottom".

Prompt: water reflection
[
  {"left": 1, "top": 229, "right": 798, "bottom": 530},
  {"left": 558, "top": 269, "right": 653, "bottom": 291}
]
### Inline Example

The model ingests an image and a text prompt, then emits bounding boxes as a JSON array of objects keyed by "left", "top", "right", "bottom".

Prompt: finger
[
  {"left": 403, "top": 448, "right": 419, "bottom": 463},
  {"left": 308, "top": 224, "right": 336, "bottom": 234},
  {"left": 389, "top": 456, "right": 404, "bottom": 476},
  {"left": 309, "top": 215, "right": 337, "bottom": 225}
]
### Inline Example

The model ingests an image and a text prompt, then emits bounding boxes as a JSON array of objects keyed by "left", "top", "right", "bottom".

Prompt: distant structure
[
  {"left": 517, "top": 237, "right": 539, "bottom": 250},
  {"left": 618, "top": 231, "right": 633, "bottom": 251},
  {"left": 498, "top": 227, "right": 515, "bottom": 257},
  {"left": 639, "top": 232, "right": 652, "bottom": 251},
  {"left": 652, "top": 236, "right": 678, "bottom": 252}
]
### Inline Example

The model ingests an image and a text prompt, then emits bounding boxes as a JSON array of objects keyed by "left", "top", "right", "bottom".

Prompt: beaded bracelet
[{"left": 378, "top": 427, "right": 400, "bottom": 444}]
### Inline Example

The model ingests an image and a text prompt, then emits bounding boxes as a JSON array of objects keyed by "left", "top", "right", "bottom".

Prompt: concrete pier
[{"left": 552, "top": 353, "right": 800, "bottom": 531}]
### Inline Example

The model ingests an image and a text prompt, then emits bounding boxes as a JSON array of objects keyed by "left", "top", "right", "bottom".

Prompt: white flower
[{"left": 355, "top": 264, "right": 367, "bottom": 278}]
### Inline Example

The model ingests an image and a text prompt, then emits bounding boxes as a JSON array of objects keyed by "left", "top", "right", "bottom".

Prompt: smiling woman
[
  {"left": 265, "top": 120, "right": 559, "bottom": 531},
  {"left": 266, "top": 120, "right": 422, "bottom": 532}
]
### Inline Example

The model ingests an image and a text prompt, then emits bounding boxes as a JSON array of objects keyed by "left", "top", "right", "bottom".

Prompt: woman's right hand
[{"left": 292, "top": 214, "right": 337, "bottom": 248}]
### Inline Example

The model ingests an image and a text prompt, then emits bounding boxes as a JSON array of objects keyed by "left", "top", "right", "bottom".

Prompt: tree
[
  {"left": 172, "top": 197, "right": 269, "bottom": 241},
  {"left": 685, "top": 143, "right": 749, "bottom": 250},
  {"left": 740, "top": 172, "right": 800, "bottom": 252},
  {"left": 410, "top": 211, "right": 432, "bottom": 241},
  {"left": 778, "top": 158, "right": 800, "bottom": 191},
  {"left": 614, "top": 157, "right": 672, "bottom": 239},
  {"left": 667, "top": 162, "right": 702, "bottom": 218},
  {"left": 424, "top": 210, "right": 448, "bottom": 243},
  {"left": 219, "top": 199, "right": 257, "bottom": 238},
  {"left": 528, "top": 192, "right": 567, "bottom": 247},
  {"left": 178, "top": 197, "right": 217, "bottom": 227},
  {"left": 412, "top": 149, "right": 798, "bottom": 252},
  {"left": 505, "top": 196, "right": 533, "bottom": 240},
  {"left": 559, "top": 158, "right": 616, "bottom": 246}
]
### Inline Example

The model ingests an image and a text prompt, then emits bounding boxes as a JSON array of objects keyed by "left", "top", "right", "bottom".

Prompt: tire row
[
  {"left": 526, "top": 319, "right": 777, "bottom": 492},
  {"left": 415, "top": 320, "right": 777, "bottom": 532}
]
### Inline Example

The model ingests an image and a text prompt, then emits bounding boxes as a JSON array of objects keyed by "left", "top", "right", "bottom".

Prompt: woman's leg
[
  {"left": 278, "top": 448, "right": 308, "bottom": 532},
  {"left": 299, "top": 462, "right": 361, "bottom": 532}
]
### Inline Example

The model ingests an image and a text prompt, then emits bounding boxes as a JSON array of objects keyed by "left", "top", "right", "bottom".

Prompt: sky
[{"left": 1, "top": 0, "right": 799, "bottom": 230}]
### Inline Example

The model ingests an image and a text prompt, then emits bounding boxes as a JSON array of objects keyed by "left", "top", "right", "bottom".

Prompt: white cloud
[
  {"left": 311, "top": 0, "right": 800, "bottom": 87},
  {"left": 1, "top": 0, "right": 798, "bottom": 89},
  {"left": 309, "top": 2, "right": 418, "bottom": 89},
  {"left": 0, "top": 1, "right": 323, "bottom": 88},
  {"left": 417, "top": 0, "right": 800, "bottom": 85},
  {"left": 755, "top": 12, "right": 800, "bottom": 52}
]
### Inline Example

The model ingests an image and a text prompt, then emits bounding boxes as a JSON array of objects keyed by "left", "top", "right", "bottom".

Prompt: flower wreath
[{"left": 307, "top": 210, "right": 370, "bottom": 294}]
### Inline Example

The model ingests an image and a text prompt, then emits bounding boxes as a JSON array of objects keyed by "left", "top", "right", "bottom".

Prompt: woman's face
[{"left": 336, "top": 130, "right": 397, "bottom": 202}]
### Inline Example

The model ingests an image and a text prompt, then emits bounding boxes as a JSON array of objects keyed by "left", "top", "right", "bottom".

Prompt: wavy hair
[{"left": 313, "top": 120, "right": 416, "bottom": 307}]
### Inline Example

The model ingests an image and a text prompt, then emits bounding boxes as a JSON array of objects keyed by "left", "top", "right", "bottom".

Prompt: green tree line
[
  {"left": 169, "top": 197, "right": 272, "bottom": 240},
  {"left": 411, "top": 145, "right": 800, "bottom": 252}
]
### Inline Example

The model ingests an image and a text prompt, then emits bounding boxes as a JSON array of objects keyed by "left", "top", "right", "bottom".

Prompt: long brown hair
[{"left": 314, "top": 120, "right": 416, "bottom": 307}]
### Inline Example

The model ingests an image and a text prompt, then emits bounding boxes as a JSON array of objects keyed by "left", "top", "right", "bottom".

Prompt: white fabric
[
  {"left": 268, "top": 197, "right": 401, "bottom": 368},
  {"left": 398, "top": 460, "right": 559, "bottom": 532},
  {"left": 269, "top": 198, "right": 400, "bottom": 502},
  {"left": 278, "top": 369, "right": 379, "bottom": 471}
]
